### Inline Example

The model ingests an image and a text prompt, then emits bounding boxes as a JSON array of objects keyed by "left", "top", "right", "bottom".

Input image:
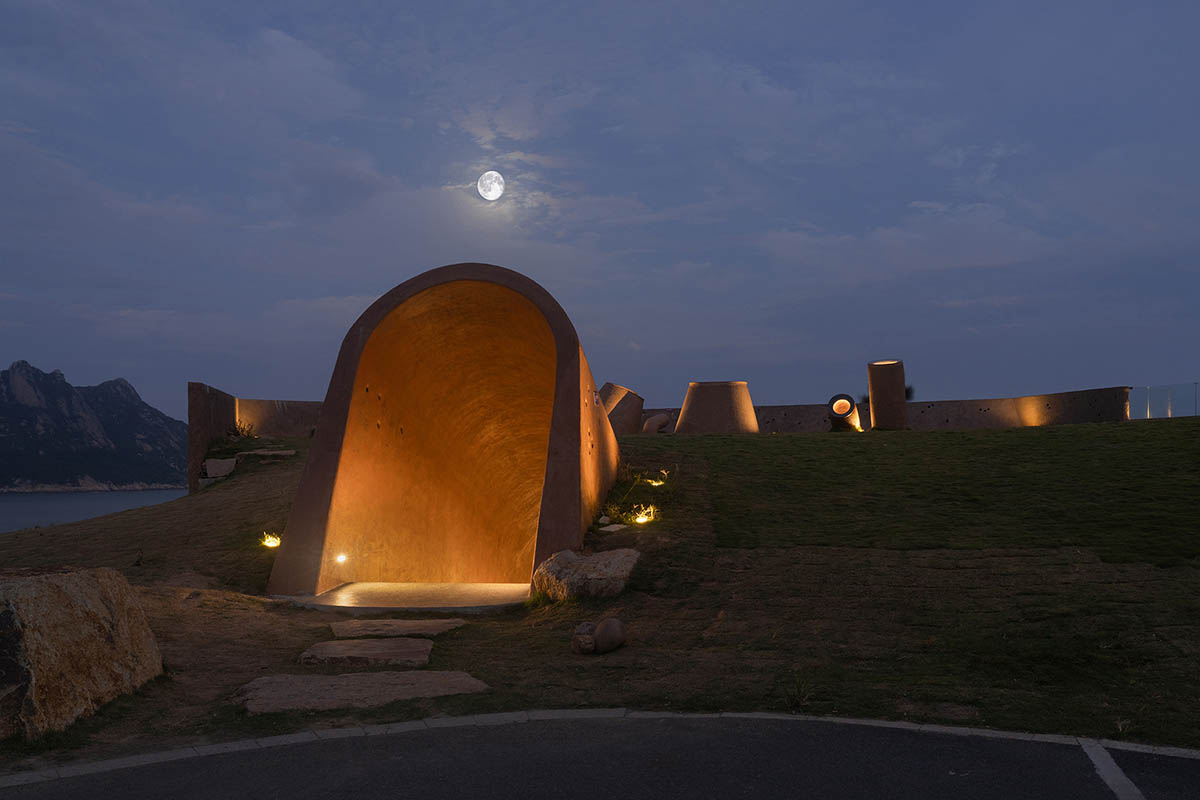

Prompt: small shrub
[
  {"left": 524, "top": 589, "right": 554, "bottom": 609},
  {"left": 228, "top": 419, "right": 257, "bottom": 439},
  {"left": 785, "top": 669, "right": 818, "bottom": 713}
]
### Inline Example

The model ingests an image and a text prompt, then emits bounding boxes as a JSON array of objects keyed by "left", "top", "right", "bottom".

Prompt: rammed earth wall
[
  {"left": 189, "top": 382, "right": 1129, "bottom": 489},
  {"left": 186, "top": 382, "right": 322, "bottom": 493},
  {"left": 643, "top": 386, "right": 1131, "bottom": 434}
]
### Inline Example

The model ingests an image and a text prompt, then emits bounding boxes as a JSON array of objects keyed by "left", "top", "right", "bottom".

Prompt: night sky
[{"left": 3, "top": 1, "right": 1198, "bottom": 420}]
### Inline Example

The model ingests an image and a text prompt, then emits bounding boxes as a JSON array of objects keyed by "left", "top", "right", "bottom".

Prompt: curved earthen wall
[{"left": 267, "top": 264, "right": 618, "bottom": 596}]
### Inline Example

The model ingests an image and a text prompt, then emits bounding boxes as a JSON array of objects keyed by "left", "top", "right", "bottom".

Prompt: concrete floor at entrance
[{"left": 287, "top": 582, "right": 530, "bottom": 614}]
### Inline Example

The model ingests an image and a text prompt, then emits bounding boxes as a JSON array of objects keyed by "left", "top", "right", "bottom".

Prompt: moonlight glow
[{"left": 477, "top": 170, "right": 504, "bottom": 201}]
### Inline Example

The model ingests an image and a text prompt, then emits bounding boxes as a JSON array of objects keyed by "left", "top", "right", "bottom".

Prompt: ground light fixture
[
  {"left": 261, "top": 532, "right": 281, "bottom": 548},
  {"left": 633, "top": 505, "right": 657, "bottom": 524}
]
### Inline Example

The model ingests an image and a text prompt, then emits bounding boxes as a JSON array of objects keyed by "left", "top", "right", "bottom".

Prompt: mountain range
[{"left": 0, "top": 360, "right": 187, "bottom": 492}]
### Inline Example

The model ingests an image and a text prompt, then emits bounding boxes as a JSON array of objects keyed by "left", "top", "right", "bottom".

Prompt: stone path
[
  {"left": 238, "top": 672, "right": 488, "bottom": 713},
  {"left": 330, "top": 618, "right": 466, "bottom": 638},
  {"left": 239, "top": 618, "right": 485, "bottom": 713},
  {"left": 298, "top": 638, "right": 432, "bottom": 667}
]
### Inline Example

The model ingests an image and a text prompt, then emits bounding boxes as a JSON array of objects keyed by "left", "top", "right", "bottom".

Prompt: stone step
[
  {"left": 298, "top": 638, "right": 432, "bottom": 667},
  {"left": 239, "top": 671, "right": 488, "bottom": 713},
  {"left": 330, "top": 618, "right": 466, "bottom": 639}
]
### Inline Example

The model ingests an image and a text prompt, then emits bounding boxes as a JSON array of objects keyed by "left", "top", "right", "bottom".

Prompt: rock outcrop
[
  {"left": 0, "top": 567, "right": 163, "bottom": 740},
  {"left": 532, "top": 549, "right": 640, "bottom": 601}
]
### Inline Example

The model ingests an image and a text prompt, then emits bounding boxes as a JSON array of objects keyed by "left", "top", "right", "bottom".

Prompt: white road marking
[{"left": 1081, "top": 741, "right": 1147, "bottom": 800}]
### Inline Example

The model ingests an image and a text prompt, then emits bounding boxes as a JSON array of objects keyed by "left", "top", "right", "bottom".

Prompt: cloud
[
  {"left": 930, "top": 295, "right": 1028, "bottom": 310},
  {"left": 259, "top": 295, "right": 378, "bottom": 342},
  {"left": 760, "top": 202, "right": 1059, "bottom": 285},
  {"left": 251, "top": 142, "right": 390, "bottom": 220},
  {"left": 4, "top": 0, "right": 1199, "bottom": 416},
  {"left": 496, "top": 151, "right": 568, "bottom": 169}
]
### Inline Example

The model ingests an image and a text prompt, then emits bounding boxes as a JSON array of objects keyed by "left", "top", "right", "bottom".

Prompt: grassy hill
[
  {"left": 0, "top": 438, "right": 310, "bottom": 591},
  {"left": 1, "top": 419, "right": 1197, "bottom": 767}
]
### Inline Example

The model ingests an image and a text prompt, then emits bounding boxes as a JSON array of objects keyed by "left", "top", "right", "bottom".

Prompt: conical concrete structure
[{"left": 674, "top": 381, "right": 759, "bottom": 434}]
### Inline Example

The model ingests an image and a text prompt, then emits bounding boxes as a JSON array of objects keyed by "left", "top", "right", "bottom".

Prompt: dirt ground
[
  {"left": 2, "top": 427, "right": 1197, "bottom": 772},
  {"left": 4, "top": 537, "right": 1197, "bottom": 774}
]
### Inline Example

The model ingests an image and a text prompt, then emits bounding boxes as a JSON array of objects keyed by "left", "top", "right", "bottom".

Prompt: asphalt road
[{"left": 3, "top": 716, "right": 1198, "bottom": 800}]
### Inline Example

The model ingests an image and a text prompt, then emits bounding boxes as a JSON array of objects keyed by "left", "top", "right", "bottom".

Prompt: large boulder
[
  {"left": 0, "top": 567, "right": 162, "bottom": 740},
  {"left": 532, "top": 549, "right": 640, "bottom": 601}
]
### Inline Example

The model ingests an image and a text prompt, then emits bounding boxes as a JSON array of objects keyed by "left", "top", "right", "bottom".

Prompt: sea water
[{"left": 0, "top": 489, "right": 186, "bottom": 534}]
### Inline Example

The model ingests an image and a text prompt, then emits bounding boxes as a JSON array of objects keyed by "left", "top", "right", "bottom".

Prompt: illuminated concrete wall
[
  {"left": 186, "top": 382, "right": 236, "bottom": 493},
  {"left": 905, "top": 387, "right": 1130, "bottom": 430},
  {"left": 236, "top": 398, "right": 322, "bottom": 439},
  {"left": 267, "top": 263, "right": 618, "bottom": 596},
  {"left": 642, "top": 386, "right": 1130, "bottom": 434},
  {"left": 186, "top": 384, "right": 322, "bottom": 493}
]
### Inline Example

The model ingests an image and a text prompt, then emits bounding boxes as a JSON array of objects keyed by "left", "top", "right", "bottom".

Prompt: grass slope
[
  {"left": 1, "top": 419, "right": 1197, "bottom": 769},
  {"left": 674, "top": 420, "right": 1198, "bottom": 564},
  {"left": 0, "top": 438, "right": 311, "bottom": 592}
]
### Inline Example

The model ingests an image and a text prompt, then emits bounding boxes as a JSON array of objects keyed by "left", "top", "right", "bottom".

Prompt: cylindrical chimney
[
  {"left": 867, "top": 360, "right": 907, "bottom": 430},
  {"left": 827, "top": 393, "right": 862, "bottom": 432}
]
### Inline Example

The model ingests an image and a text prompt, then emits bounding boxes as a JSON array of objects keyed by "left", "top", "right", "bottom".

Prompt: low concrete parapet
[
  {"left": 906, "top": 387, "right": 1130, "bottom": 430},
  {"left": 641, "top": 386, "right": 1130, "bottom": 434}
]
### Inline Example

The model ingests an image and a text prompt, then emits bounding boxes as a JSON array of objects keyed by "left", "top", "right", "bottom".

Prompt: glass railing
[{"left": 1128, "top": 383, "right": 1200, "bottom": 419}]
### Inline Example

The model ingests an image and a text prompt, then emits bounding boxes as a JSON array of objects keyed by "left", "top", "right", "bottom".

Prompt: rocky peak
[
  {"left": 92, "top": 377, "right": 141, "bottom": 403},
  {"left": 4, "top": 361, "right": 47, "bottom": 408},
  {"left": 0, "top": 361, "right": 187, "bottom": 491}
]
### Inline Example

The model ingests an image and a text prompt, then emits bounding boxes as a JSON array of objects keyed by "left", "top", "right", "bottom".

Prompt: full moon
[{"left": 477, "top": 170, "right": 504, "bottom": 201}]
